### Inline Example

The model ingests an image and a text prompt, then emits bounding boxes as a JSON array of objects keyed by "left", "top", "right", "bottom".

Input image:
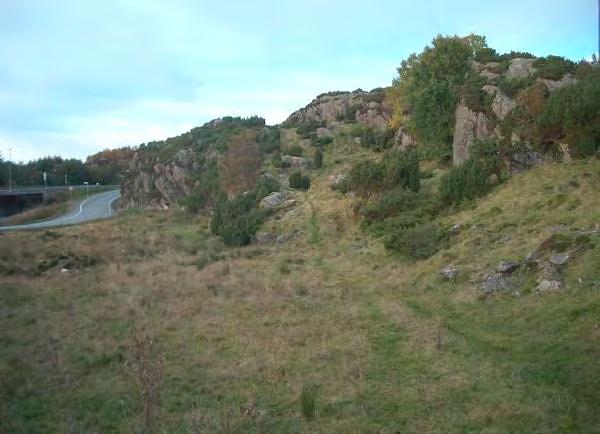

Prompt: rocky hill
[{"left": 284, "top": 88, "right": 392, "bottom": 130}]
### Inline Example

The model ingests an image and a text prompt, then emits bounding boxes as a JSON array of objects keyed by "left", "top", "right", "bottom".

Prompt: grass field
[{"left": 0, "top": 155, "right": 598, "bottom": 432}]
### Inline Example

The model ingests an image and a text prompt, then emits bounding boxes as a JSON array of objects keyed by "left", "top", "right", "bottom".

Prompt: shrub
[
  {"left": 289, "top": 171, "right": 311, "bottom": 190},
  {"left": 271, "top": 151, "right": 283, "bottom": 168},
  {"left": 361, "top": 127, "right": 395, "bottom": 151},
  {"left": 536, "top": 70, "right": 600, "bottom": 157},
  {"left": 314, "top": 136, "right": 333, "bottom": 147},
  {"left": 348, "top": 160, "right": 385, "bottom": 200},
  {"left": 348, "top": 150, "right": 421, "bottom": 200},
  {"left": 383, "top": 222, "right": 448, "bottom": 260},
  {"left": 257, "top": 127, "right": 281, "bottom": 153},
  {"left": 497, "top": 76, "right": 535, "bottom": 98},
  {"left": 383, "top": 150, "right": 420, "bottom": 192},
  {"left": 284, "top": 144, "right": 304, "bottom": 157},
  {"left": 255, "top": 176, "right": 280, "bottom": 201},
  {"left": 313, "top": 148, "right": 323, "bottom": 169},
  {"left": 349, "top": 124, "right": 365, "bottom": 137},
  {"left": 459, "top": 73, "right": 488, "bottom": 113},
  {"left": 297, "top": 120, "right": 325, "bottom": 138},
  {"left": 178, "top": 192, "right": 206, "bottom": 213},
  {"left": 210, "top": 193, "right": 264, "bottom": 246},
  {"left": 439, "top": 158, "right": 493, "bottom": 204},
  {"left": 534, "top": 55, "right": 576, "bottom": 80}
]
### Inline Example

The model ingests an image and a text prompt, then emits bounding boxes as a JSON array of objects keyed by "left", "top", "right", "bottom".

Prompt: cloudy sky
[{"left": 1, "top": 0, "right": 597, "bottom": 162}]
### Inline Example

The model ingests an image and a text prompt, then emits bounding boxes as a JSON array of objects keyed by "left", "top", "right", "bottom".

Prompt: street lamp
[{"left": 8, "top": 147, "right": 12, "bottom": 192}]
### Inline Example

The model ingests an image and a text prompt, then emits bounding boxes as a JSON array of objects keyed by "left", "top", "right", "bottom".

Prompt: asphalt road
[{"left": 0, "top": 190, "right": 121, "bottom": 231}]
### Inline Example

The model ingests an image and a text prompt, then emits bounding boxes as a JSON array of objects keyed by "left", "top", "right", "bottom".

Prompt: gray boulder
[
  {"left": 537, "top": 74, "right": 577, "bottom": 92},
  {"left": 481, "top": 274, "right": 511, "bottom": 294},
  {"left": 497, "top": 260, "right": 520, "bottom": 274},
  {"left": 281, "top": 155, "right": 308, "bottom": 168},
  {"left": 550, "top": 253, "right": 570, "bottom": 266},
  {"left": 259, "top": 192, "right": 286, "bottom": 209},
  {"left": 505, "top": 58, "right": 536, "bottom": 79},
  {"left": 512, "top": 151, "right": 544, "bottom": 174},
  {"left": 536, "top": 280, "right": 564, "bottom": 292},
  {"left": 440, "top": 266, "right": 458, "bottom": 281}
]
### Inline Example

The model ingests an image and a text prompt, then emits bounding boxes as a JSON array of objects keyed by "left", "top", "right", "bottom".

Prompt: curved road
[{"left": 0, "top": 190, "right": 121, "bottom": 231}]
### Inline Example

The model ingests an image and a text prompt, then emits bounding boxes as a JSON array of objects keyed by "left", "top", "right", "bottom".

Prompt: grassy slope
[{"left": 0, "top": 133, "right": 598, "bottom": 432}]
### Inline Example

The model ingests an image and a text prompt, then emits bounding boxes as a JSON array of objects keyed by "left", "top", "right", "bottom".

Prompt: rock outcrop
[
  {"left": 392, "top": 127, "right": 417, "bottom": 151},
  {"left": 482, "top": 85, "right": 517, "bottom": 120},
  {"left": 285, "top": 89, "right": 392, "bottom": 130},
  {"left": 537, "top": 74, "right": 578, "bottom": 92},
  {"left": 505, "top": 58, "right": 536, "bottom": 79},
  {"left": 121, "top": 149, "right": 199, "bottom": 209},
  {"left": 452, "top": 103, "right": 493, "bottom": 165}
]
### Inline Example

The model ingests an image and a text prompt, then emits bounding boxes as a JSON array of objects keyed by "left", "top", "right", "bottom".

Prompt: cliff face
[
  {"left": 285, "top": 89, "right": 393, "bottom": 130},
  {"left": 121, "top": 149, "right": 199, "bottom": 209},
  {"left": 120, "top": 117, "right": 267, "bottom": 210}
]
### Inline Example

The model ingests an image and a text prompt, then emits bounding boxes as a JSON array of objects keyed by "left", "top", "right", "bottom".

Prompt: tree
[
  {"left": 219, "top": 131, "right": 260, "bottom": 198},
  {"left": 390, "top": 34, "right": 489, "bottom": 159}
]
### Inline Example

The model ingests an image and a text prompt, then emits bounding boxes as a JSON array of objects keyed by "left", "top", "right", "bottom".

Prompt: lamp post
[{"left": 8, "top": 147, "right": 12, "bottom": 192}]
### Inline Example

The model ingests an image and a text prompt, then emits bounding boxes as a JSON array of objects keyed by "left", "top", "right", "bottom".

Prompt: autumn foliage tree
[{"left": 219, "top": 131, "right": 261, "bottom": 198}]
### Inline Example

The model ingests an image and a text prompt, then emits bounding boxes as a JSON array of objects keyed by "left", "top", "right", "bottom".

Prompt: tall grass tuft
[{"left": 300, "top": 381, "right": 318, "bottom": 421}]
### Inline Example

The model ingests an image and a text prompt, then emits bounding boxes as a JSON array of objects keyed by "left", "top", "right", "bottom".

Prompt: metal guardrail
[{"left": 0, "top": 185, "right": 120, "bottom": 196}]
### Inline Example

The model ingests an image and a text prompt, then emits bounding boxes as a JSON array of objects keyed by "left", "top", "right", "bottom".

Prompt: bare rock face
[
  {"left": 505, "top": 58, "right": 536, "bottom": 80},
  {"left": 471, "top": 60, "right": 502, "bottom": 82},
  {"left": 121, "top": 149, "right": 198, "bottom": 209},
  {"left": 285, "top": 89, "right": 392, "bottom": 130},
  {"left": 392, "top": 127, "right": 417, "bottom": 151},
  {"left": 452, "top": 103, "right": 492, "bottom": 165},
  {"left": 537, "top": 74, "right": 578, "bottom": 92},
  {"left": 482, "top": 85, "right": 517, "bottom": 120}
]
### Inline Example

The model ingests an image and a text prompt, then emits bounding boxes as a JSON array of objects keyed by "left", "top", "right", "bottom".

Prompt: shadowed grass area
[{"left": 0, "top": 156, "right": 598, "bottom": 432}]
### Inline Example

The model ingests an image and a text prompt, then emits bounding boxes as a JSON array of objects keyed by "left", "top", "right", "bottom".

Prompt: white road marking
[
  {"left": 107, "top": 193, "right": 119, "bottom": 217},
  {"left": 63, "top": 195, "right": 93, "bottom": 220}
]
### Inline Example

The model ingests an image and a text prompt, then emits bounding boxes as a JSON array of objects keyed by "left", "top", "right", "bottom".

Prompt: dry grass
[
  {"left": 0, "top": 202, "right": 68, "bottom": 226},
  {"left": 0, "top": 157, "right": 599, "bottom": 432}
]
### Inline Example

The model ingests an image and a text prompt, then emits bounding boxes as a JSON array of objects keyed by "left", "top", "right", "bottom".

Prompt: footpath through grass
[{"left": 0, "top": 160, "right": 598, "bottom": 432}]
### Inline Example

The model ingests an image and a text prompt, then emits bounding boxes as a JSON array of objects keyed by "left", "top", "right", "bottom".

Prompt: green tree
[{"left": 390, "top": 34, "right": 490, "bottom": 159}]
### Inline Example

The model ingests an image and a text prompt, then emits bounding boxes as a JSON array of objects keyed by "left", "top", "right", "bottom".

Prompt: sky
[{"left": 0, "top": 0, "right": 597, "bottom": 162}]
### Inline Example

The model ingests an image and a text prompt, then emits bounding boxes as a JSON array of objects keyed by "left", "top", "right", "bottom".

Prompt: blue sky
[{"left": 1, "top": 0, "right": 597, "bottom": 162}]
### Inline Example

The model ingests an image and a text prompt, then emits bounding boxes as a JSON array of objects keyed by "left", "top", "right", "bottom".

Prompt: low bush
[
  {"left": 255, "top": 176, "right": 280, "bottom": 201},
  {"left": 361, "top": 127, "right": 395, "bottom": 151},
  {"left": 313, "top": 148, "right": 323, "bottom": 169},
  {"left": 210, "top": 192, "right": 265, "bottom": 246},
  {"left": 314, "top": 136, "right": 333, "bottom": 148},
  {"left": 284, "top": 144, "right": 304, "bottom": 157},
  {"left": 497, "top": 76, "right": 535, "bottom": 98},
  {"left": 383, "top": 222, "right": 448, "bottom": 260},
  {"left": 257, "top": 127, "right": 281, "bottom": 153},
  {"left": 297, "top": 120, "right": 325, "bottom": 138},
  {"left": 439, "top": 158, "right": 493, "bottom": 205},
  {"left": 289, "top": 171, "right": 311, "bottom": 190}
]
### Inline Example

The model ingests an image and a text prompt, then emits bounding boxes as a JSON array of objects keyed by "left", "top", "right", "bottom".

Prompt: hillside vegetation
[{"left": 1, "top": 34, "right": 599, "bottom": 432}]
